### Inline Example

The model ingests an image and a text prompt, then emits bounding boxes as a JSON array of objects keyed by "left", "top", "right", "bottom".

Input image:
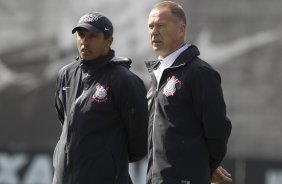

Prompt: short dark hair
[{"left": 153, "top": 1, "right": 187, "bottom": 25}]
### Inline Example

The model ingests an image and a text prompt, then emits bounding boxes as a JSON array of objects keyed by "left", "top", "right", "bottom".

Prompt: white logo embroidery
[
  {"left": 79, "top": 14, "right": 102, "bottom": 23},
  {"left": 62, "top": 86, "right": 71, "bottom": 91},
  {"left": 105, "top": 27, "right": 110, "bottom": 31},
  {"left": 181, "top": 180, "right": 190, "bottom": 184},
  {"left": 92, "top": 84, "right": 109, "bottom": 102},
  {"left": 163, "top": 76, "right": 180, "bottom": 97}
]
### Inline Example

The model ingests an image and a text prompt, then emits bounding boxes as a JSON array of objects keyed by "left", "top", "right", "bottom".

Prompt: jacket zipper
[{"left": 151, "top": 63, "right": 185, "bottom": 182}]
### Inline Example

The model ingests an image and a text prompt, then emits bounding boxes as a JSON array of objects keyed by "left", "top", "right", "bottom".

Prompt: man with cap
[{"left": 52, "top": 12, "right": 148, "bottom": 184}]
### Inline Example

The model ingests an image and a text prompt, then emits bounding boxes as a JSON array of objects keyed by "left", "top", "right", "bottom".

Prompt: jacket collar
[
  {"left": 79, "top": 49, "right": 115, "bottom": 65},
  {"left": 145, "top": 44, "right": 200, "bottom": 72},
  {"left": 145, "top": 59, "right": 161, "bottom": 73},
  {"left": 171, "top": 45, "right": 200, "bottom": 67},
  {"left": 78, "top": 49, "right": 132, "bottom": 74},
  {"left": 78, "top": 49, "right": 115, "bottom": 73}
]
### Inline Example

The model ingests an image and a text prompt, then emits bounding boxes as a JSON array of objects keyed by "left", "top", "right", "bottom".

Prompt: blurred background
[{"left": 0, "top": 0, "right": 281, "bottom": 183}]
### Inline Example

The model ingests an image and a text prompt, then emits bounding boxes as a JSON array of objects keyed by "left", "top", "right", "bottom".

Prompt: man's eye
[{"left": 78, "top": 32, "right": 85, "bottom": 37}]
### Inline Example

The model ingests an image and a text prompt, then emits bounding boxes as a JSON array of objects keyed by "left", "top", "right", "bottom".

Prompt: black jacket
[
  {"left": 52, "top": 50, "right": 148, "bottom": 184},
  {"left": 145, "top": 45, "right": 232, "bottom": 184}
]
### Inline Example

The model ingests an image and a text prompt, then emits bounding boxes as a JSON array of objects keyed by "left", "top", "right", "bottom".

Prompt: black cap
[{"left": 72, "top": 12, "right": 113, "bottom": 36}]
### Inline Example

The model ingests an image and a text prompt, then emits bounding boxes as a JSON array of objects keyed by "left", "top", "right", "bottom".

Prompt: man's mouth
[
  {"left": 152, "top": 40, "right": 161, "bottom": 44},
  {"left": 81, "top": 48, "right": 90, "bottom": 53}
]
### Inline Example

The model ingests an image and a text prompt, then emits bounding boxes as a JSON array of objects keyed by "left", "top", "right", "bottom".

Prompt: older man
[{"left": 145, "top": 1, "right": 232, "bottom": 184}]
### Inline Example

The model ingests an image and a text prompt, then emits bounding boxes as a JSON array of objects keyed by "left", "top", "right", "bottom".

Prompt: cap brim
[{"left": 72, "top": 22, "right": 101, "bottom": 34}]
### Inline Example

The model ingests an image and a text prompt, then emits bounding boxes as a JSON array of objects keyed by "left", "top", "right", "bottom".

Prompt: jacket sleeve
[
  {"left": 54, "top": 69, "right": 65, "bottom": 125},
  {"left": 117, "top": 74, "right": 149, "bottom": 162},
  {"left": 191, "top": 66, "right": 232, "bottom": 173}
]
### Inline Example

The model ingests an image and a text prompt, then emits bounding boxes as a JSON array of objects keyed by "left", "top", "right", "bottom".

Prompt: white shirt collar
[{"left": 158, "top": 43, "right": 189, "bottom": 68}]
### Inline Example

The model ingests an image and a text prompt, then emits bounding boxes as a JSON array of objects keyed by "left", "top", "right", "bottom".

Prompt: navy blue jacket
[
  {"left": 145, "top": 45, "right": 232, "bottom": 184},
  {"left": 52, "top": 50, "right": 148, "bottom": 184}
]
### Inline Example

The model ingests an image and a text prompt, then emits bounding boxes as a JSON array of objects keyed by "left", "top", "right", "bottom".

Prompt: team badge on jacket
[
  {"left": 163, "top": 76, "right": 180, "bottom": 97},
  {"left": 92, "top": 84, "right": 110, "bottom": 102}
]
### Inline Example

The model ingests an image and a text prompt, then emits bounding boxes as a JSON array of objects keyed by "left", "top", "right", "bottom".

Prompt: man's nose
[
  {"left": 151, "top": 27, "right": 159, "bottom": 35},
  {"left": 81, "top": 36, "right": 89, "bottom": 44}
]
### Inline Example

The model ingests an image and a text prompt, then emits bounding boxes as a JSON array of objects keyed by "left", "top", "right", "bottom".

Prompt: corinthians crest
[
  {"left": 163, "top": 76, "right": 180, "bottom": 97},
  {"left": 92, "top": 84, "right": 110, "bottom": 102}
]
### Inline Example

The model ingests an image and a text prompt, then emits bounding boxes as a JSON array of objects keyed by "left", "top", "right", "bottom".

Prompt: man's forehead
[{"left": 149, "top": 8, "right": 173, "bottom": 22}]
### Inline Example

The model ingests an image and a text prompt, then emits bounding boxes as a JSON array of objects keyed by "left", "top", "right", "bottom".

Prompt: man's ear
[
  {"left": 107, "top": 36, "right": 113, "bottom": 46},
  {"left": 179, "top": 23, "right": 186, "bottom": 37}
]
